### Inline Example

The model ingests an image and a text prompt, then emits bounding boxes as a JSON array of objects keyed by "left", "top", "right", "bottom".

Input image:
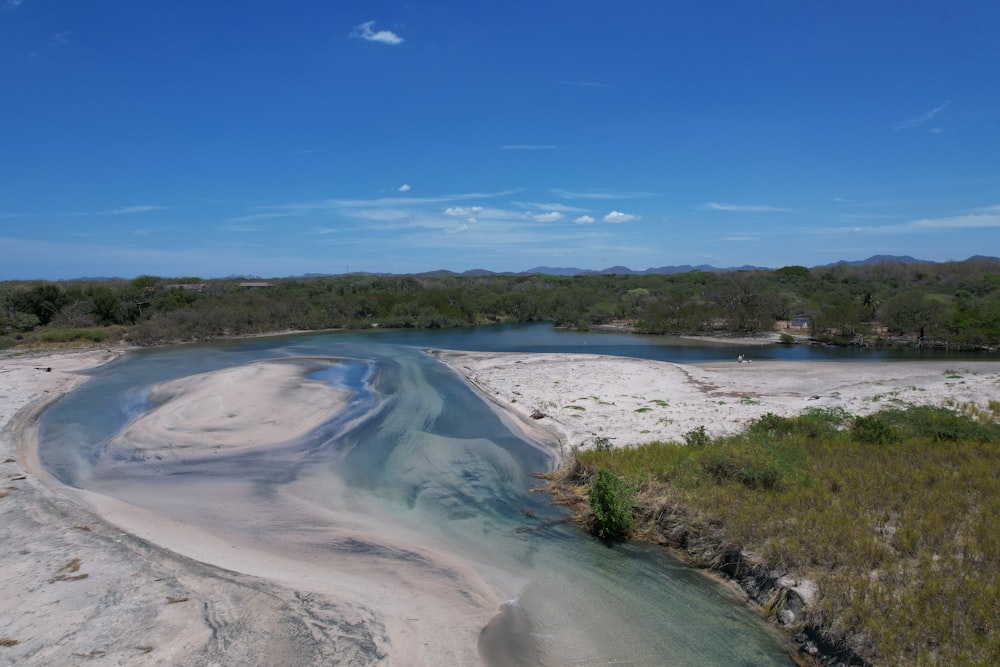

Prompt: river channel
[{"left": 42, "top": 323, "right": 960, "bottom": 664}]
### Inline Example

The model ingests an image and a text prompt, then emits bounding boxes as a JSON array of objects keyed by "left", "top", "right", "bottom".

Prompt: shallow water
[{"left": 40, "top": 329, "right": 798, "bottom": 664}]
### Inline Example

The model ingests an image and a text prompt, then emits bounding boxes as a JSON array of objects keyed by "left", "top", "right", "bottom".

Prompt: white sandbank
[
  {"left": 110, "top": 360, "right": 351, "bottom": 458},
  {"left": 4, "top": 345, "right": 1000, "bottom": 664},
  {"left": 434, "top": 350, "right": 1000, "bottom": 457}
]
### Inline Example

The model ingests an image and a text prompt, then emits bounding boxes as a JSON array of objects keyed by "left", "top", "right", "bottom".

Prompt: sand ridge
[
  {"left": 433, "top": 350, "right": 1000, "bottom": 456},
  {"left": 109, "top": 359, "right": 352, "bottom": 458}
]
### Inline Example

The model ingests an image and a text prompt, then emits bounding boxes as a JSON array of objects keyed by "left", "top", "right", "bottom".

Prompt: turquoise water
[{"left": 40, "top": 327, "right": 802, "bottom": 664}]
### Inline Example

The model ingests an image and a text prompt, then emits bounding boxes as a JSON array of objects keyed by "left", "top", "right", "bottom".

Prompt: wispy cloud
[
  {"left": 604, "top": 211, "right": 638, "bottom": 223},
  {"left": 444, "top": 206, "right": 483, "bottom": 216},
  {"left": 552, "top": 188, "right": 657, "bottom": 200},
  {"left": 350, "top": 21, "right": 404, "bottom": 46},
  {"left": 0, "top": 205, "right": 163, "bottom": 219},
  {"left": 521, "top": 202, "right": 589, "bottom": 213},
  {"left": 106, "top": 205, "right": 161, "bottom": 215},
  {"left": 811, "top": 210, "right": 1000, "bottom": 235},
  {"left": 501, "top": 144, "right": 558, "bottom": 150},
  {"left": 893, "top": 101, "right": 950, "bottom": 130},
  {"left": 398, "top": 183, "right": 411, "bottom": 192},
  {"left": 533, "top": 212, "right": 565, "bottom": 222},
  {"left": 909, "top": 213, "right": 1000, "bottom": 229},
  {"left": 3, "top": 0, "right": 25, "bottom": 10},
  {"left": 705, "top": 202, "right": 791, "bottom": 213},
  {"left": 217, "top": 223, "right": 266, "bottom": 233}
]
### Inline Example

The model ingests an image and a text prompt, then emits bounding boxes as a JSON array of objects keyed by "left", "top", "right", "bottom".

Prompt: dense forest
[{"left": 2, "top": 258, "right": 999, "bottom": 350}]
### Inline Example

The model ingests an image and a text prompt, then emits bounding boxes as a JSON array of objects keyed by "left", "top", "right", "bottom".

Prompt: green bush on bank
[
  {"left": 575, "top": 405, "right": 1000, "bottom": 666},
  {"left": 588, "top": 468, "right": 635, "bottom": 541}
]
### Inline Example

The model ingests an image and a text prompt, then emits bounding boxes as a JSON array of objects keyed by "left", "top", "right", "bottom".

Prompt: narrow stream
[{"left": 40, "top": 329, "right": 800, "bottom": 665}]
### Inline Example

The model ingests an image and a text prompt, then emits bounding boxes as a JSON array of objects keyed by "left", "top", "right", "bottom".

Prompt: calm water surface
[{"left": 47, "top": 323, "right": 955, "bottom": 664}]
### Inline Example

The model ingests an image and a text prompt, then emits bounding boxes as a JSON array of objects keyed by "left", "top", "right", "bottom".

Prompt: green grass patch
[
  {"left": 634, "top": 407, "right": 652, "bottom": 413},
  {"left": 573, "top": 405, "right": 1000, "bottom": 666},
  {"left": 564, "top": 405, "right": 586, "bottom": 411}
]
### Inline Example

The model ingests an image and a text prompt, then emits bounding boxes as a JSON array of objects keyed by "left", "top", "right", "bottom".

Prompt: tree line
[{"left": 2, "top": 257, "right": 999, "bottom": 349}]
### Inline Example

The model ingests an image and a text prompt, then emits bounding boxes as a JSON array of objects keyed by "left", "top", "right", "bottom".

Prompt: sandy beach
[
  {"left": 3, "top": 344, "right": 1000, "bottom": 664},
  {"left": 434, "top": 351, "right": 1000, "bottom": 459},
  {"left": 0, "top": 348, "right": 391, "bottom": 665},
  {"left": 108, "top": 360, "right": 352, "bottom": 459}
]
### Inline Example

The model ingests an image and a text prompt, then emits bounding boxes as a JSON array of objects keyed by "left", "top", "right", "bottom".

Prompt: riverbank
[
  {"left": 6, "top": 342, "right": 1000, "bottom": 664},
  {"left": 435, "top": 351, "right": 1000, "bottom": 665},
  {"left": 0, "top": 347, "right": 392, "bottom": 664},
  {"left": 433, "top": 350, "right": 1000, "bottom": 459}
]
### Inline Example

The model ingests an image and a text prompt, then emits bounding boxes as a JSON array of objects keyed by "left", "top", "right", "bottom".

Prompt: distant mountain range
[
  {"left": 60, "top": 255, "right": 1000, "bottom": 282},
  {"left": 421, "top": 255, "right": 998, "bottom": 278}
]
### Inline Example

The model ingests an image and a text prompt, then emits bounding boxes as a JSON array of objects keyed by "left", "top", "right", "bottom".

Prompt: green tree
[
  {"left": 881, "top": 290, "right": 946, "bottom": 340},
  {"left": 588, "top": 468, "right": 635, "bottom": 541}
]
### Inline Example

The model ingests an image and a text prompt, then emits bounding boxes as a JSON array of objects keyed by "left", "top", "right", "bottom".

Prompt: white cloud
[
  {"left": 705, "top": 202, "right": 790, "bottom": 213},
  {"left": 523, "top": 202, "right": 588, "bottom": 213},
  {"left": 106, "top": 205, "right": 160, "bottom": 215},
  {"left": 574, "top": 215, "right": 596, "bottom": 224},
  {"left": 604, "top": 211, "right": 638, "bottom": 223},
  {"left": 893, "top": 101, "right": 950, "bottom": 130},
  {"left": 552, "top": 188, "right": 657, "bottom": 200},
  {"left": 398, "top": 183, "right": 411, "bottom": 192},
  {"left": 444, "top": 206, "right": 483, "bottom": 216},
  {"left": 533, "top": 212, "right": 565, "bottom": 222},
  {"left": 350, "top": 21, "right": 404, "bottom": 46},
  {"left": 910, "top": 213, "right": 1000, "bottom": 229}
]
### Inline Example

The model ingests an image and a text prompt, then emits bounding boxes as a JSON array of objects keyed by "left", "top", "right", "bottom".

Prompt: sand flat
[
  {"left": 5, "top": 345, "right": 1000, "bottom": 664},
  {"left": 433, "top": 350, "right": 1000, "bottom": 456},
  {"left": 111, "top": 359, "right": 352, "bottom": 457}
]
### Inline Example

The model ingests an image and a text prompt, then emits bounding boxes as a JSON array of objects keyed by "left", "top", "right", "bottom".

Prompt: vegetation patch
[
  {"left": 556, "top": 405, "right": 1000, "bottom": 666},
  {"left": 588, "top": 468, "right": 635, "bottom": 541}
]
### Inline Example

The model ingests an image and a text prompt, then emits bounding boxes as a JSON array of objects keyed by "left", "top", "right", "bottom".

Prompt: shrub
[
  {"left": 700, "top": 441, "right": 784, "bottom": 490},
  {"left": 589, "top": 468, "right": 635, "bottom": 541},
  {"left": 850, "top": 415, "right": 899, "bottom": 445},
  {"left": 683, "top": 425, "right": 710, "bottom": 447}
]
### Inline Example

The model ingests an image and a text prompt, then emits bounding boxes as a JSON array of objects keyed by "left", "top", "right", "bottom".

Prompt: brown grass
[{"left": 561, "top": 405, "right": 1000, "bottom": 667}]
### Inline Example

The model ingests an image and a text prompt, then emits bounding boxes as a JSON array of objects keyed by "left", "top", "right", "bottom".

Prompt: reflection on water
[{"left": 40, "top": 327, "right": 796, "bottom": 664}]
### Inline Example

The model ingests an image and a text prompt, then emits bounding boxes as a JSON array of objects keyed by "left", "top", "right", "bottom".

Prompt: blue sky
[{"left": 2, "top": 1, "right": 999, "bottom": 280}]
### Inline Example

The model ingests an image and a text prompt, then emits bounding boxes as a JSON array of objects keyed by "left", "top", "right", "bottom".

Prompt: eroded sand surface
[
  {"left": 110, "top": 360, "right": 351, "bottom": 458},
  {"left": 4, "top": 345, "right": 1000, "bottom": 665},
  {"left": 434, "top": 351, "right": 1000, "bottom": 455}
]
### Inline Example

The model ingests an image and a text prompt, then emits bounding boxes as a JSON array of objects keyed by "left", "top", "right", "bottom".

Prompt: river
[{"left": 43, "top": 323, "right": 944, "bottom": 664}]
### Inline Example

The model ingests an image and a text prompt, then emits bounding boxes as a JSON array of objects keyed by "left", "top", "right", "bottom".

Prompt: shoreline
[
  {"left": 0, "top": 347, "right": 391, "bottom": 664},
  {"left": 5, "top": 343, "right": 1000, "bottom": 664},
  {"left": 432, "top": 350, "right": 1000, "bottom": 456},
  {"left": 432, "top": 351, "right": 1000, "bottom": 665}
]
